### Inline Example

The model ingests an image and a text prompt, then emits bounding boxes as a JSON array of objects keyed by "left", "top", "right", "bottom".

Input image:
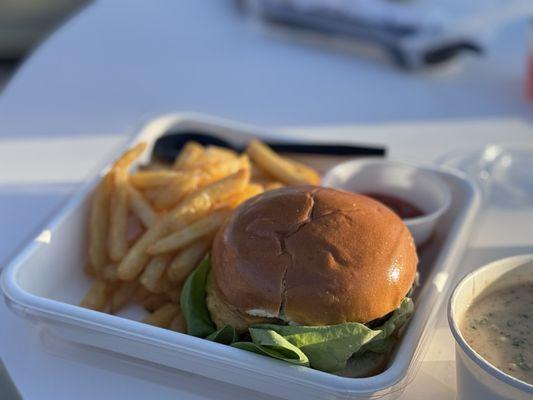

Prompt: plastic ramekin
[
  {"left": 321, "top": 159, "right": 452, "bottom": 246},
  {"left": 448, "top": 254, "right": 533, "bottom": 400}
]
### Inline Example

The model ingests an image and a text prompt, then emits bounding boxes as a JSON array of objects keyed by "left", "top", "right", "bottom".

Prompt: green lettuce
[
  {"left": 232, "top": 329, "right": 309, "bottom": 366},
  {"left": 206, "top": 325, "right": 237, "bottom": 345},
  {"left": 180, "top": 256, "right": 216, "bottom": 338},
  {"left": 181, "top": 257, "right": 414, "bottom": 373}
]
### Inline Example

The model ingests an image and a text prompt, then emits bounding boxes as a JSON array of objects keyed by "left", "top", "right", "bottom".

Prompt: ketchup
[{"left": 363, "top": 192, "right": 424, "bottom": 219}]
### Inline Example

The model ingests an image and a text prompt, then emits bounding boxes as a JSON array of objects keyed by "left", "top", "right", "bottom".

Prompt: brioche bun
[{"left": 207, "top": 186, "right": 417, "bottom": 332}]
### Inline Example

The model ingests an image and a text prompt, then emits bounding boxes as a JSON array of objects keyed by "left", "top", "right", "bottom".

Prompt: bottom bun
[{"left": 205, "top": 271, "right": 283, "bottom": 333}]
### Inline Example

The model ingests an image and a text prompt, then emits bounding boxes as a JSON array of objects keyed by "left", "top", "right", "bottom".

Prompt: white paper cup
[
  {"left": 321, "top": 159, "right": 451, "bottom": 246},
  {"left": 448, "top": 254, "right": 533, "bottom": 400}
]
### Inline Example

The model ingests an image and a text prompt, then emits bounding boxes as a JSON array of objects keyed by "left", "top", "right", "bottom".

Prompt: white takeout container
[
  {"left": 448, "top": 254, "right": 533, "bottom": 400},
  {"left": 1, "top": 113, "right": 480, "bottom": 400},
  {"left": 322, "top": 159, "right": 452, "bottom": 246}
]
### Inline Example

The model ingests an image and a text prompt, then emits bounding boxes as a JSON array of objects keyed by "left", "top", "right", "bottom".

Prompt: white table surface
[{"left": 1, "top": 1, "right": 533, "bottom": 399}]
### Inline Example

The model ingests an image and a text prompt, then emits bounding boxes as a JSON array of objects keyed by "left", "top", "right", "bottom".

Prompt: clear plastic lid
[{"left": 437, "top": 143, "right": 533, "bottom": 209}]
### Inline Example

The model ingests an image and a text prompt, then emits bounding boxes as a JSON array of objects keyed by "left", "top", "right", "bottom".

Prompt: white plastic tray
[{"left": 1, "top": 113, "right": 481, "bottom": 400}]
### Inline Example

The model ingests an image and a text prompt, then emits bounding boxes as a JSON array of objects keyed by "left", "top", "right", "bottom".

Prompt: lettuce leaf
[
  {"left": 180, "top": 256, "right": 216, "bottom": 337},
  {"left": 249, "top": 298, "right": 414, "bottom": 372},
  {"left": 206, "top": 325, "right": 237, "bottom": 345},
  {"left": 180, "top": 257, "right": 414, "bottom": 373},
  {"left": 232, "top": 329, "right": 309, "bottom": 366},
  {"left": 250, "top": 322, "right": 381, "bottom": 372}
]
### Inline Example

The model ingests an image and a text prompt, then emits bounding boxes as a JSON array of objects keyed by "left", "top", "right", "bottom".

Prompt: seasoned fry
[
  {"left": 169, "top": 312, "right": 187, "bottom": 333},
  {"left": 250, "top": 163, "right": 275, "bottom": 182},
  {"left": 117, "top": 170, "right": 248, "bottom": 280},
  {"left": 110, "top": 280, "right": 139, "bottom": 313},
  {"left": 127, "top": 184, "right": 157, "bottom": 227},
  {"left": 133, "top": 285, "right": 151, "bottom": 302},
  {"left": 286, "top": 158, "right": 321, "bottom": 185},
  {"left": 262, "top": 181, "right": 284, "bottom": 191},
  {"left": 113, "top": 142, "right": 147, "bottom": 170},
  {"left": 88, "top": 171, "right": 113, "bottom": 274},
  {"left": 109, "top": 143, "right": 148, "bottom": 262},
  {"left": 148, "top": 209, "right": 229, "bottom": 255},
  {"left": 168, "top": 239, "right": 211, "bottom": 283},
  {"left": 116, "top": 218, "right": 172, "bottom": 280},
  {"left": 205, "top": 145, "right": 238, "bottom": 159},
  {"left": 101, "top": 263, "right": 119, "bottom": 282},
  {"left": 225, "top": 183, "right": 264, "bottom": 208},
  {"left": 109, "top": 168, "right": 129, "bottom": 261},
  {"left": 140, "top": 254, "right": 173, "bottom": 293},
  {"left": 247, "top": 139, "right": 319, "bottom": 185},
  {"left": 181, "top": 145, "right": 238, "bottom": 171},
  {"left": 130, "top": 170, "right": 182, "bottom": 189},
  {"left": 84, "top": 262, "right": 95, "bottom": 277},
  {"left": 143, "top": 302, "right": 180, "bottom": 328},
  {"left": 151, "top": 171, "right": 202, "bottom": 210},
  {"left": 126, "top": 213, "right": 145, "bottom": 244},
  {"left": 80, "top": 281, "right": 109, "bottom": 311},
  {"left": 168, "top": 168, "right": 250, "bottom": 229},
  {"left": 198, "top": 156, "right": 250, "bottom": 185},
  {"left": 165, "top": 286, "right": 182, "bottom": 303},
  {"left": 173, "top": 141, "right": 204, "bottom": 170},
  {"left": 153, "top": 156, "right": 249, "bottom": 210},
  {"left": 143, "top": 294, "right": 170, "bottom": 313}
]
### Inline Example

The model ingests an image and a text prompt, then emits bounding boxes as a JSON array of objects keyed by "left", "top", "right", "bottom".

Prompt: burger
[{"left": 181, "top": 186, "right": 418, "bottom": 375}]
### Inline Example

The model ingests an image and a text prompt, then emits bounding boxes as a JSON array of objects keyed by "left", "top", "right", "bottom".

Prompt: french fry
[
  {"left": 286, "top": 158, "right": 321, "bottom": 185},
  {"left": 113, "top": 142, "right": 147, "bottom": 170},
  {"left": 173, "top": 141, "right": 204, "bottom": 170},
  {"left": 109, "top": 169, "right": 129, "bottom": 261},
  {"left": 153, "top": 156, "right": 248, "bottom": 210},
  {"left": 127, "top": 184, "right": 157, "bottom": 227},
  {"left": 80, "top": 281, "right": 109, "bottom": 311},
  {"left": 133, "top": 285, "right": 151, "bottom": 302},
  {"left": 126, "top": 213, "right": 145, "bottom": 244},
  {"left": 143, "top": 302, "right": 180, "bottom": 328},
  {"left": 84, "top": 262, "right": 95, "bottom": 277},
  {"left": 117, "top": 170, "right": 248, "bottom": 280},
  {"left": 250, "top": 163, "right": 274, "bottom": 182},
  {"left": 110, "top": 280, "right": 139, "bottom": 313},
  {"left": 168, "top": 238, "right": 212, "bottom": 283},
  {"left": 151, "top": 171, "right": 202, "bottom": 210},
  {"left": 263, "top": 181, "right": 284, "bottom": 191},
  {"left": 165, "top": 286, "right": 182, "bottom": 303},
  {"left": 101, "top": 263, "right": 119, "bottom": 282},
  {"left": 88, "top": 171, "right": 113, "bottom": 274},
  {"left": 116, "top": 218, "right": 172, "bottom": 280},
  {"left": 205, "top": 145, "right": 238, "bottom": 159},
  {"left": 169, "top": 312, "right": 187, "bottom": 333},
  {"left": 168, "top": 168, "right": 250, "bottom": 229},
  {"left": 148, "top": 209, "right": 229, "bottom": 255},
  {"left": 198, "top": 155, "right": 250, "bottom": 185},
  {"left": 130, "top": 170, "right": 182, "bottom": 189},
  {"left": 109, "top": 143, "right": 147, "bottom": 262},
  {"left": 247, "top": 139, "right": 319, "bottom": 185},
  {"left": 118, "top": 169, "right": 248, "bottom": 280},
  {"left": 140, "top": 254, "right": 173, "bottom": 293},
  {"left": 143, "top": 294, "right": 169, "bottom": 312},
  {"left": 225, "top": 183, "right": 264, "bottom": 208},
  {"left": 181, "top": 145, "right": 238, "bottom": 171}
]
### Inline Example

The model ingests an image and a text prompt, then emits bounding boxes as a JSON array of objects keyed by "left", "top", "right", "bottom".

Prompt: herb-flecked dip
[{"left": 461, "top": 283, "right": 533, "bottom": 385}]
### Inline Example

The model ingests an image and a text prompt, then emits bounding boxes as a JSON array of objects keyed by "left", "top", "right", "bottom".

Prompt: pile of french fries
[{"left": 80, "top": 139, "right": 320, "bottom": 332}]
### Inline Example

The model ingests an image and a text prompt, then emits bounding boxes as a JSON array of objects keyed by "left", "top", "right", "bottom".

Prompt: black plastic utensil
[{"left": 152, "top": 131, "right": 386, "bottom": 163}]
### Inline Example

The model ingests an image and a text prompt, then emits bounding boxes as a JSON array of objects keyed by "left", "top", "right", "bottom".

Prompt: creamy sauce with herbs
[{"left": 462, "top": 283, "right": 533, "bottom": 384}]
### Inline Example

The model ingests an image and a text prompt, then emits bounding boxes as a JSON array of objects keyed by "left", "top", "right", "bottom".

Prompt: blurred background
[{"left": 0, "top": 0, "right": 88, "bottom": 90}]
